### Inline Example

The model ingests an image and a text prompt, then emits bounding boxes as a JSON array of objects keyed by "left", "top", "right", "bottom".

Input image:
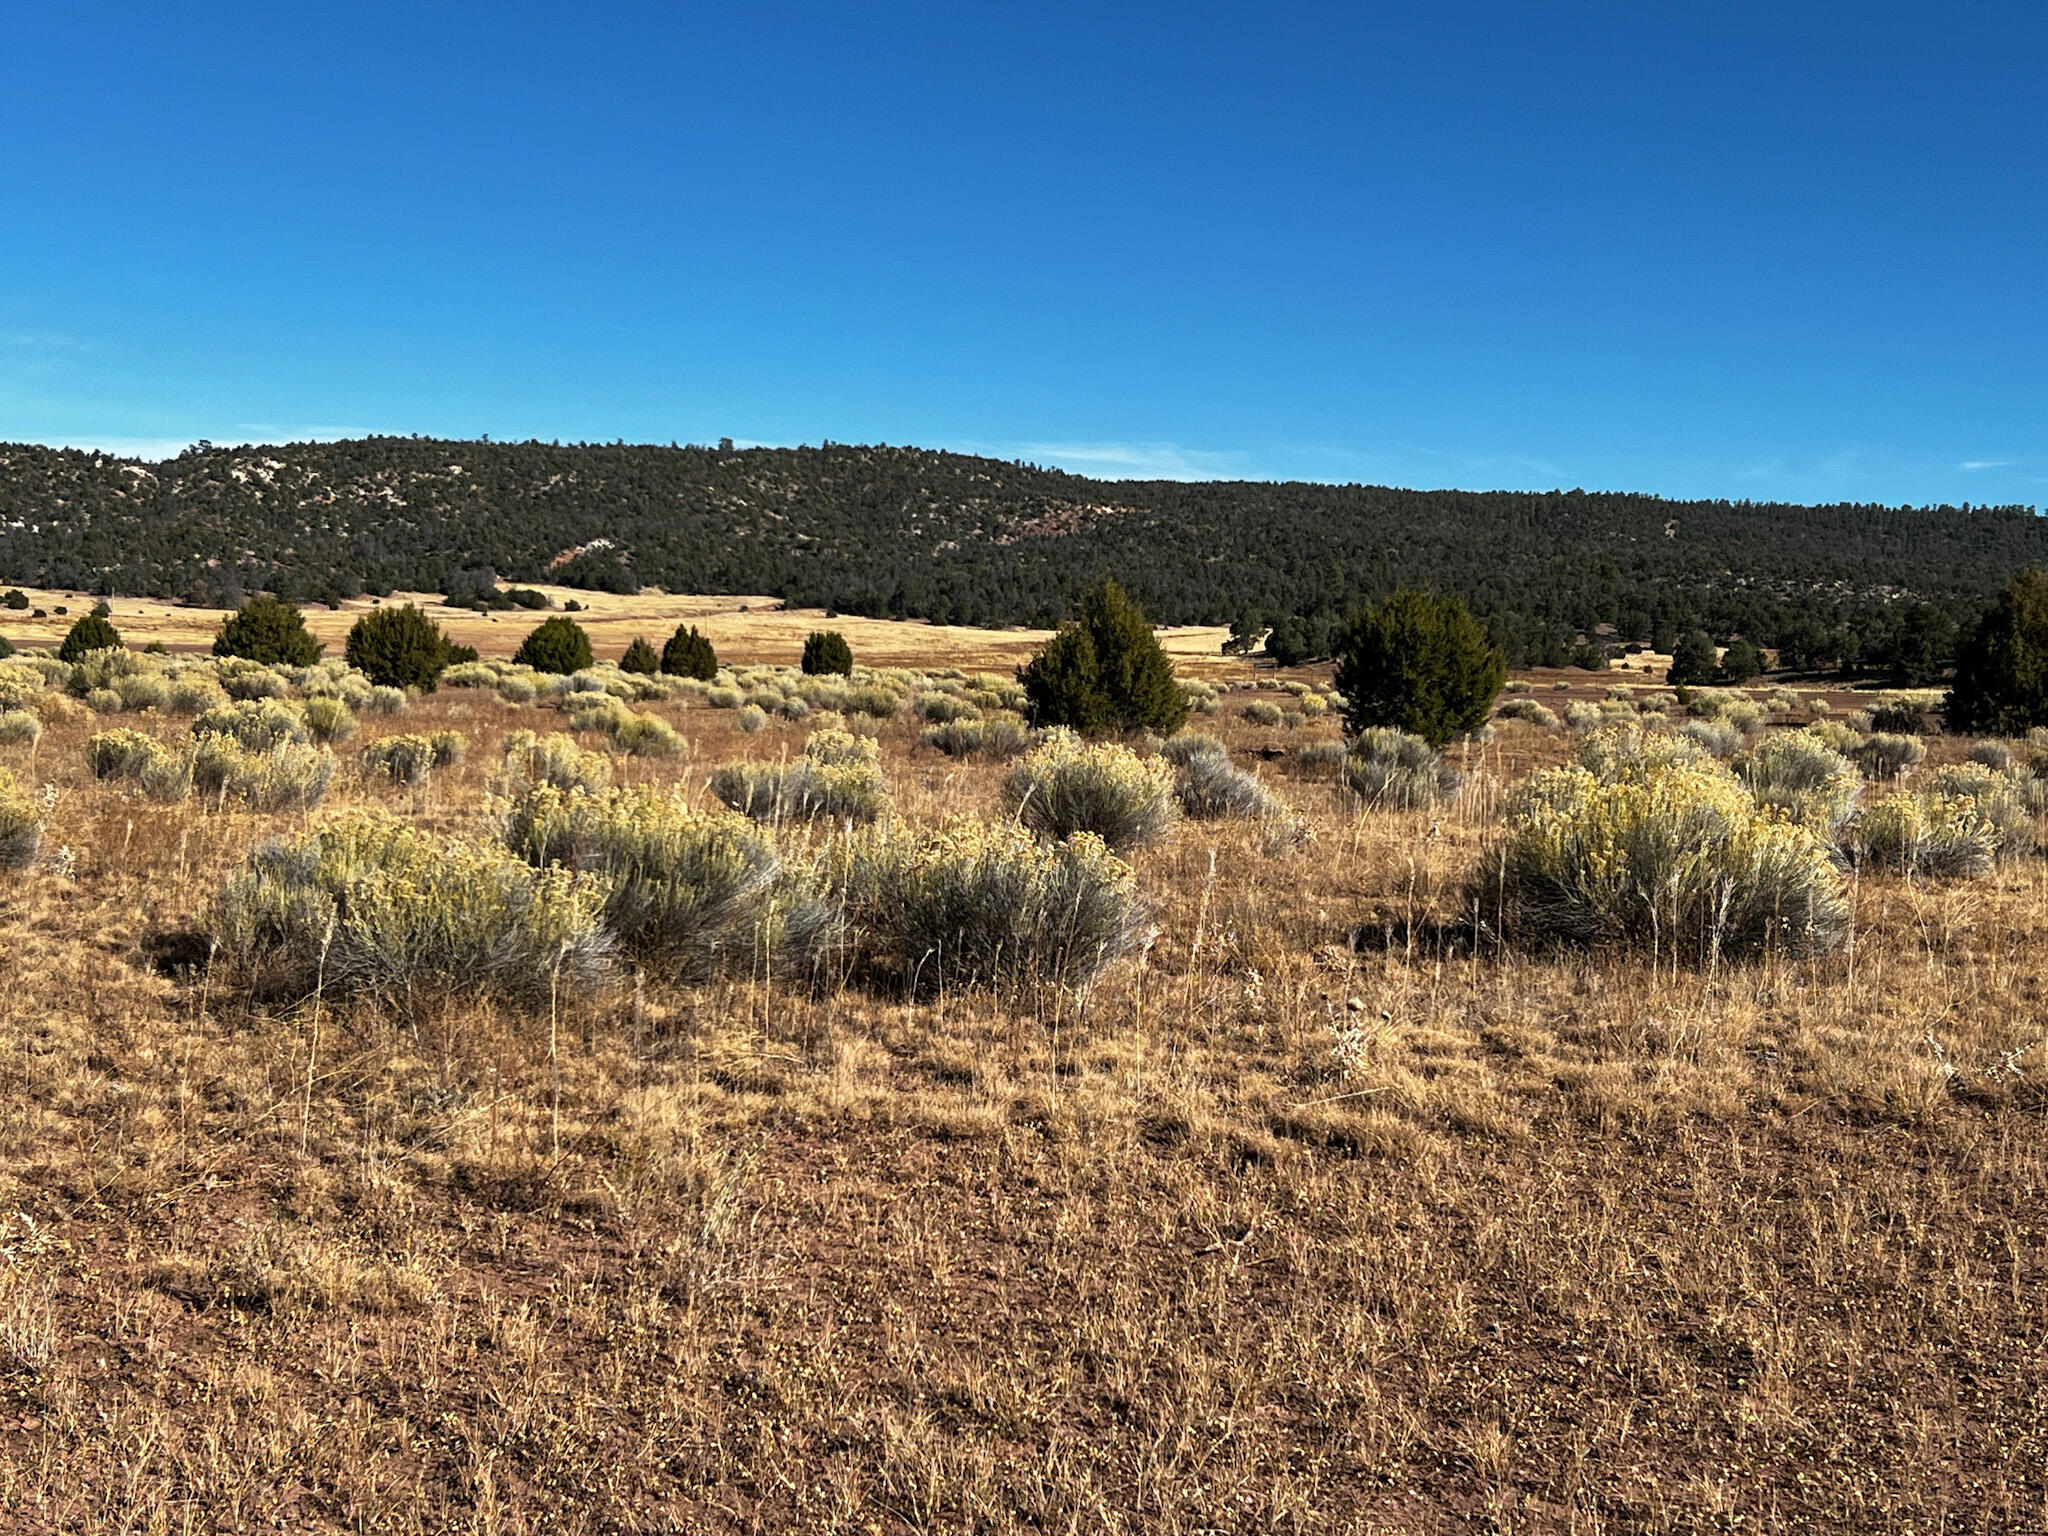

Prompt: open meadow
[{"left": 0, "top": 626, "right": 2042, "bottom": 1534}]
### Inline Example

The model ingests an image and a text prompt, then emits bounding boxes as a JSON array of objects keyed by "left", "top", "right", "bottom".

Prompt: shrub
[
  {"left": 346, "top": 606, "right": 455, "bottom": 692},
  {"left": 1562, "top": 700, "right": 1603, "bottom": 734},
  {"left": 1172, "top": 743, "right": 1281, "bottom": 820},
  {"left": 167, "top": 677, "right": 227, "bottom": 715},
  {"left": 1333, "top": 590, "right": 1504, "bottom": 748},
  {"left": 364, "top": 685, "right": 408, "bottom": 716},
  {"left": 1242, "top": 699, "right": 1284, "bottom": 727},
  {"left": 0, "top": 711, "right": 42, "bottom": 747},
  {"left": 1868, "top": 699, "right": 1924, "bottom": 735},
  {"left": 501, "top": 729, "right": 612, "bottom": 795},
  {"left": 0, "top": 769, "right": 45, "bottom": 869},
  {"left": 736, "top": 704, "right": 768, "bottom": 734},
  {"left": 915, "top": 691, "right": 981, "bottom": 724},
  {"left": 620, "top": 637, "right": 661, "bottom": 675},
  {"left": 835, "top": 818, "right": 1146, "bottom": 993},
  {"left": 1736, "top": 734, "right": 1862, "bottom": 835},
  {"left": 1483, "top": 759, "right": 1850, "bottom": 960},
  {"left": 302, "top": 696, "right": 358, "bottom": 743},
  {"left": 1805, "top": 719, "right": 1861, "bottom": 754},
  {"left": 363, "top": 733, "right": 454, "bottom": 785},
  {"left": 661, "top": 624, "right": 718, "bottom": 680},
  {"left": 86, "top": 728, "right": 169, "bottom": 781},
  {"left": 1926, "top": 765, "right": 2035, "bottom": 859},
  {"left": 216, "top": 662, "right": 294, "bottom": 701},
  {"left": 191, "top": 738, "right": 335, "bottom": 810},
  {"left": 513, "top": 617, "right": 595, "bottom": 675},
  {"left": 1496, "top": 698, "right": 1561, "bottom": 729},
  {"left": 1845, "top": 792, "right": 1999, "bottom": 880},
  {"left": 193, "top": 698, "right": 309, "bottom": 751},
  {"left": 57, "top": 614, "right": 122, "bottom": 663},
  {"left": 801, "top": 631, "right": 854, "bottom": 676},
  {"left": 1018, "top": 578, "right": 1187, "bottom": 736},
  {"left": 1294, "top": 739, "right": 1348, "bottom": 776},
  {"left": 709, "top": 738, "right": 888, "bottom": 827},
  {"left": 843, "top": 684, "right": 904, "bottom": 719},
  {"left": 705, "top": 685, "right": 743, "bottom": 710},
  {"left": 213, "top": 597, "right": 322, "bottom": 666},
  {"left": 1851, "top": 732, "right": 1926, "bottom": 780},
  {"left": 1000, "top": 736, "right": 1176, "bottom": 851},
  {"left": 605, "top": 710, "right": 685, "bottom": 756},
  {"left": 502, "top": 785, "right": 808, "bottom": 980},
  {"left": 216, "top": 813, "right": 611, "bottom": 1004},
  {"left": 1342, "top": 728, "right": 1460, "bottom": 810},
  {"left": 84, "top": 688, "right": 123, "bottom": 715},
  {"left": 1717, "top": 638, "right": 1763, "bottom": 683},
  {"left": 1968, "top": 740, "right": 2016, "bottom": 771},
  {"left": 1677, "top": 719, "right": 1744, "bottom": 759}
]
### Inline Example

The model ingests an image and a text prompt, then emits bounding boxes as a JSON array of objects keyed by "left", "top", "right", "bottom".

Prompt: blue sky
[{"left": 3, "top": 2, "right": 2043, "bottom": 505}]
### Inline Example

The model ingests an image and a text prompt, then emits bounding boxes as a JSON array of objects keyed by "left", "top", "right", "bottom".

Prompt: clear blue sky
[{"left": 3, "top": 2, "right": 2042, "bottom": 506}]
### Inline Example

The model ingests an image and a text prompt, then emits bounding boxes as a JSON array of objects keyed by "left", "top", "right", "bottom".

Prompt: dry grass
[{"left": 0, "top": 661, "right": 2043, "bottom": 1533}]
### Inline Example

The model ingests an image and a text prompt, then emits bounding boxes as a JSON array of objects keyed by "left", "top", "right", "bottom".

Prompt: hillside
[{"left": 2, "top": 437, "right": 2043, "bottom": 665}]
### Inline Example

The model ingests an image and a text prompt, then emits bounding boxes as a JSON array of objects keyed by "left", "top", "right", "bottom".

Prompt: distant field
[{"left": 7, "top": 585, "right": 1243, "bottom": 674}]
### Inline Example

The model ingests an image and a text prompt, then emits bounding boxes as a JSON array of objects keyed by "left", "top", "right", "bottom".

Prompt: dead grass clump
[{"left": 216, "top": 810, "right": 612, "bottom": 1004}]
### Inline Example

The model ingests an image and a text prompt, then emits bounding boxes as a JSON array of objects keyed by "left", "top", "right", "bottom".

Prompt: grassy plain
[{"left": 0, "top": 631, "right": 2041, "bottom": 1533}]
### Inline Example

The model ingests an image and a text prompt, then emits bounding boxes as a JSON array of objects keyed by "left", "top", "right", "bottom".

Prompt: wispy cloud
[
  {"left": 1959, "top": 459, "right": 2012, "bottom": 471},
  {"left": 0, "top": 331, "right": 92, "bottom": 352},
  {"left": 942, "top": 439, "right": 1254, "bottom": 481}
]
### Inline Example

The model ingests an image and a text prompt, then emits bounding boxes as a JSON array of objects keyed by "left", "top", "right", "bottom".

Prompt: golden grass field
[{"left": 0, "top": 625, "right": 2042, "bottom": 1533}]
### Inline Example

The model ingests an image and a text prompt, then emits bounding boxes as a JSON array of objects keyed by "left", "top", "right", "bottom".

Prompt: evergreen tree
[
  {"left": 57, "top": 612, "right": 122, "bottom": 662},
  {"left": 514, "top": 616, "right": 594, "bottom": 675},
  {"left": 1333, "top": 589, "right": 1504, "bottom": 747},
  {"left": 213, "top": 596, "right": 323, "bottom": 666},
  {"left": 620, "top": 636, "right": 660, "bottom": 674},
  {"left": 661, "top": 623, "right": 718, "bottom": 680},
  {"left": 1020, "top": 577, "right": 1187, "bottom": 734},
  {"left": 1667, "top": 629, "right": 1719, "bottom": 686},
  {"left": 345, "top": 604, "right": 455, "bottom": 691},
  {"left": 802, "top": 630, "right": 853, "bottom": 676},
  {"left": 1946, "top": 568, "right": 2048, "bottom": 735},
  {"left": 1716, "top": 637, "right": 1762, "bottom": 683}
]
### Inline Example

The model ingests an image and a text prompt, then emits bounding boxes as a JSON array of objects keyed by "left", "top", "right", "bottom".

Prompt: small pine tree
[
  {"left": 661, "top": 624, "right": 718, "bottom": 679},
  {"left": 620, "top": 636, "right": 660, "bottom": 674},
  {"left": 1020, "top": 577, "right": 1187, "bottom": 735},
  {"left": 1946, "top": 567, "right": 2048, "bottom": 735},
  {"left": 345, "top": 604, "right": 455, "bottom": 691},
  {"left": 1332, "top": 590, "right": 1504, "bottom": 748},
  {"left": 213, "top": 596, "right": 323, "bottom": 666},
  {"left": 514, "top": 616, "right": 595, "bottom": 675},
  {"left": 802, "top": 630, "right": 853, "bottom": 676},
  {"left": 1667, "top": 629, "right": 1720, "bottom": 686},
  {"left": 1717, "top": 637, "right": 1763, "bottom": 683},
  {"left": 58, "top": 612, "right": 122, "bottom": 662}
]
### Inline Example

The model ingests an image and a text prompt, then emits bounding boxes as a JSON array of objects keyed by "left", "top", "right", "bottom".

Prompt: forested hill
[{"left": 1, "top": 436, "right": 2041, "bottom": 666}]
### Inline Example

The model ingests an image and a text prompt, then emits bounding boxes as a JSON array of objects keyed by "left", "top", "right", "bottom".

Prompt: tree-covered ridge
[{"left": 0, "top": 436, "right": 2041, "bottom": 668}]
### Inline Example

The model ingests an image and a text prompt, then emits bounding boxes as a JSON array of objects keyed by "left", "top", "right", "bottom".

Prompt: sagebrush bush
[
  {"left": 1242, "top": 699, "right": 1284, "bottom": 727},
  {"left": 86, "top": 728, "right": 173, "bottom": 782},
  {"left": 1925, "top": 765, "right": 2036, "bottom": 859},
  {"left": 1001, "top": 737, "right": 1176, "bottom": 851},
  {"left": 1736, "top": 733, "right": 1863, "bottom": 835},
  {"left": 705, "top": 686, "right": 743, "bottom": 710},
  {"left": 85, "top": 689, "right": 124, "bottom": 715},
  {"left": 844, "top": 685, "right": 904, "bottom": 719},
  {"left": 1562, "top": 700, "right": 1603, "bottom": 734},
  {"left": 113, "top": 673, "right": 167, "bottom": 711},
  {"left": 192, "top": 738, "right": 334, "bottom": 810},
  {"left": 167, "top": 677, "right": 228, "bottom": 714},
  {"left": 736, "top": 704, "right": 768, "bottom": 734},
  {"left": 501, "top": 784, "right": 806, "bottom": 980},
  {"left": 1342, "top": 728, "right": 1460, "bottom": 811},
  {"left": 1845, "top": 792, "right": 1999, "bottom": 880},
  {"left": 1293, "top": 739, "right": 1348, "bottom": 776},
  {"left": 362, "top": 731, "right": 465, "bottom": 785},
  {"left": 1967, "top": 740, "right": 2016, "bottom": 771},
  {"left": 607, "top": 710, "right": 685, "bottom": 756},
  {"left": 1172, "top": 744, "right": 1280, "bottom": 820},
  {"left": 0, "top": 768, "right": 45, "bottom": 868},
  {"left": 302, "top": 696, "right": 358, "bottom": 743},
  {"left": 193, "top": 698, "right": 309, "bottom": 751},
  {"left": 0, "top": 711, "right": 42, "bottom": 747},
  {"left": 1804, "top": 720, "right": 1861, "bottom": 754},
  {"left": 709, "top": 745, "right": 887, "bottom": 826},
  {"left": 835, "top": 818, "right": 1146, "bottom": 993},
  {"left": 1852, "top": 732, "right": 1926, "bottom": 780},
  {"left": 1495, "top": 698, "right": 1561, "bottom": 729},
  {"left": 501, "top": 729, "right": 612, "bottom": 795},
  {"left": 1160, "top": 732, "right": 1226, "bottom": 766},
  {"left": 1483, "top": 759, "right": 1850, "bottom": 960},
  {"left": 1678, "top": 718, "right": 1745, "bottom": 759},
  {"left": 217, "top": 813, "right": 611, "bottom": 1005}
]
